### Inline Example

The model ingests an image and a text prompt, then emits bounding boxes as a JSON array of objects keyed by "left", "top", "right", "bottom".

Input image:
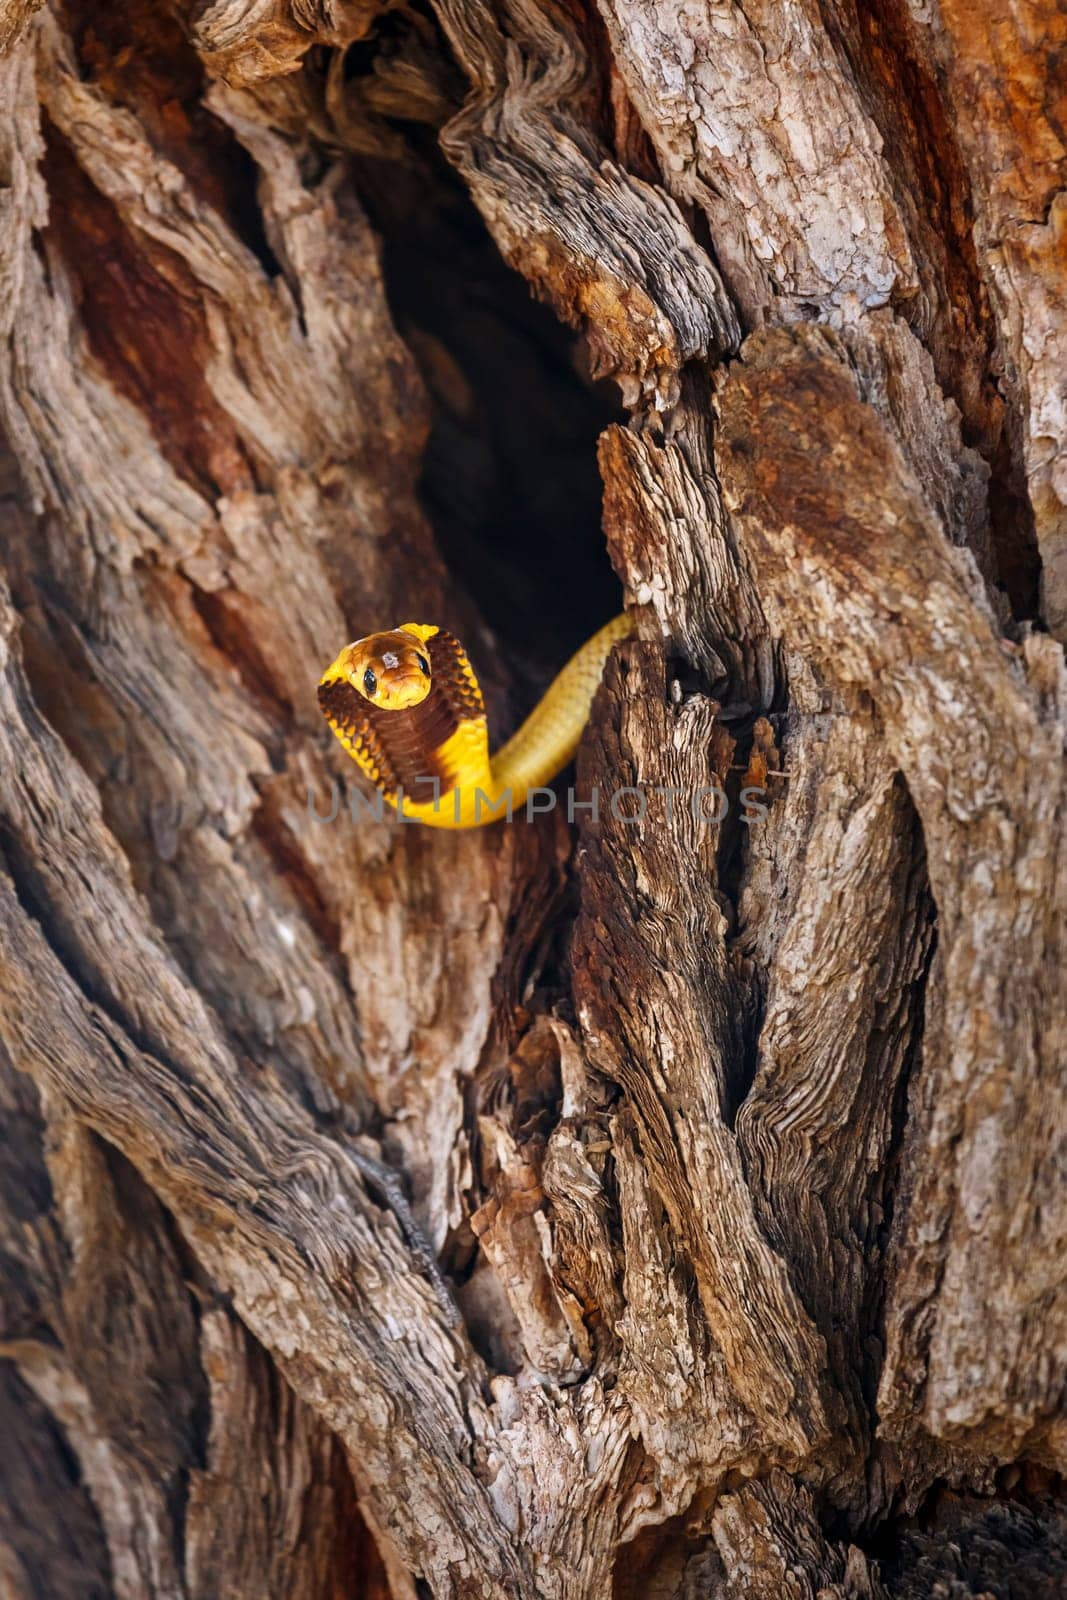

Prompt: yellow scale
[{"left": 319, "top": 615, "right": 633, "bottom": 830}]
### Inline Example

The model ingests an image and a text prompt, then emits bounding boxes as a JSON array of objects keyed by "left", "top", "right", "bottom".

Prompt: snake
[{"left": 317, "top": 614, "right": 632, "bottom": 828}]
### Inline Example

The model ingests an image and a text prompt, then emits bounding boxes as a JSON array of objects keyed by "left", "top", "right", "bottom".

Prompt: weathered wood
[
  {"left": 0, "top": 0, "right": 1064, "bottom": 1595},
  {"left": 716, "top": 324, "right": 1067, "bottom": 1472}
]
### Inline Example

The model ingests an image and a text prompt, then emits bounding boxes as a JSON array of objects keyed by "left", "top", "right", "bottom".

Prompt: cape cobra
[{"left": 317, "top": 614, "right": 632, "bottom": 828}]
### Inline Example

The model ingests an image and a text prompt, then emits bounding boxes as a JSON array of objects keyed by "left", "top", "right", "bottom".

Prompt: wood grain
[{"left": 0, "top": 0, "right": 1064, "bottom": 1594}]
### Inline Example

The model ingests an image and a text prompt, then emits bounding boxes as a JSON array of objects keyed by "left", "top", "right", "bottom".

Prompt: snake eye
[
  {"left": 417, "top": 654, "right": 431, "bottom": 677},
  {"left": 362, "top": 667, "right": 377, "bottom": 697}
]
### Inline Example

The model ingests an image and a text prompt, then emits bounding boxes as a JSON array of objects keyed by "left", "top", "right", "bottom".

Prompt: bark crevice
[{"left": 0, "top": 2, "right": 1064, "bottom": 1596}]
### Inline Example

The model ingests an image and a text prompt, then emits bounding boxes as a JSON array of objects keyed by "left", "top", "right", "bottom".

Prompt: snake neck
[
  {"left": 398, "top": 613, "right": 632, "bottom": 828},
  {"left": 490, "top": 611, "right": 633, "bottom": 797}
]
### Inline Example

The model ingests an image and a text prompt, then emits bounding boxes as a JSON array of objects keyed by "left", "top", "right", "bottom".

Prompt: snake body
[{"left": 318, "top": 614, "right": 631, "bottom": 828}]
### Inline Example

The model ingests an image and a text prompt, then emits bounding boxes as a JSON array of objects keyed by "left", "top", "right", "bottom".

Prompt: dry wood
[{"left": 0, "top": 1, "right": 1064, "bottom": 1596}]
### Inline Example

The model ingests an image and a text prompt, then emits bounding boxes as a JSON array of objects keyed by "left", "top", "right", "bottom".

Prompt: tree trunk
[{"left": 1, "top": 1, "right": 1065, "bottom": 1596}]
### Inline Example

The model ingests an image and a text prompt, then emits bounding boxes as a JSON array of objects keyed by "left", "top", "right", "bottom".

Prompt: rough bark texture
[{"left": 0, "top": 2, "right": 1064, "bottom": 1597}]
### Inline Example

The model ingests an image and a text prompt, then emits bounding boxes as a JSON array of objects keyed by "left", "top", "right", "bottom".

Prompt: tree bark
[{"left": 0, "top": 2, "right": 1064, "bottom": 1597}]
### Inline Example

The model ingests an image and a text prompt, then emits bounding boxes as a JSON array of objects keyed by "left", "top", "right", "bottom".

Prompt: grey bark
[{"left": 0, "top": 2, "right": 1064, "bottom": 1596}]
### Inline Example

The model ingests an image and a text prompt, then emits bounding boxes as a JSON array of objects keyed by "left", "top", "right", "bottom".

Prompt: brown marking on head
[
  {"left": 322, "top": 629, "right": 434, "bottom": 713},
  {"left": 318, "top": 626, "right": 480, "bottom": 805}
]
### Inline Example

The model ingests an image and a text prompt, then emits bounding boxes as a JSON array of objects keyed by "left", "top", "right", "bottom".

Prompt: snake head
[{"left": 319, "top": 626, "right": 433, "bottom": 712}]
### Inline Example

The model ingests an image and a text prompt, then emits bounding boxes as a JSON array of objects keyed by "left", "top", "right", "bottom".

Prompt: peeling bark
[{"left": 0, "top": 1, "right": 1064, "bottom": 1596}]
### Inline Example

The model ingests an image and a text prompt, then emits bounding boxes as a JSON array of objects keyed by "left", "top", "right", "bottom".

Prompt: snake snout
[
  {"left": 347, "top": 629, "right": 432, "bottom": 711},
  {"left": 372, "top": 665, "right": 431, "bottom": 710}
]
